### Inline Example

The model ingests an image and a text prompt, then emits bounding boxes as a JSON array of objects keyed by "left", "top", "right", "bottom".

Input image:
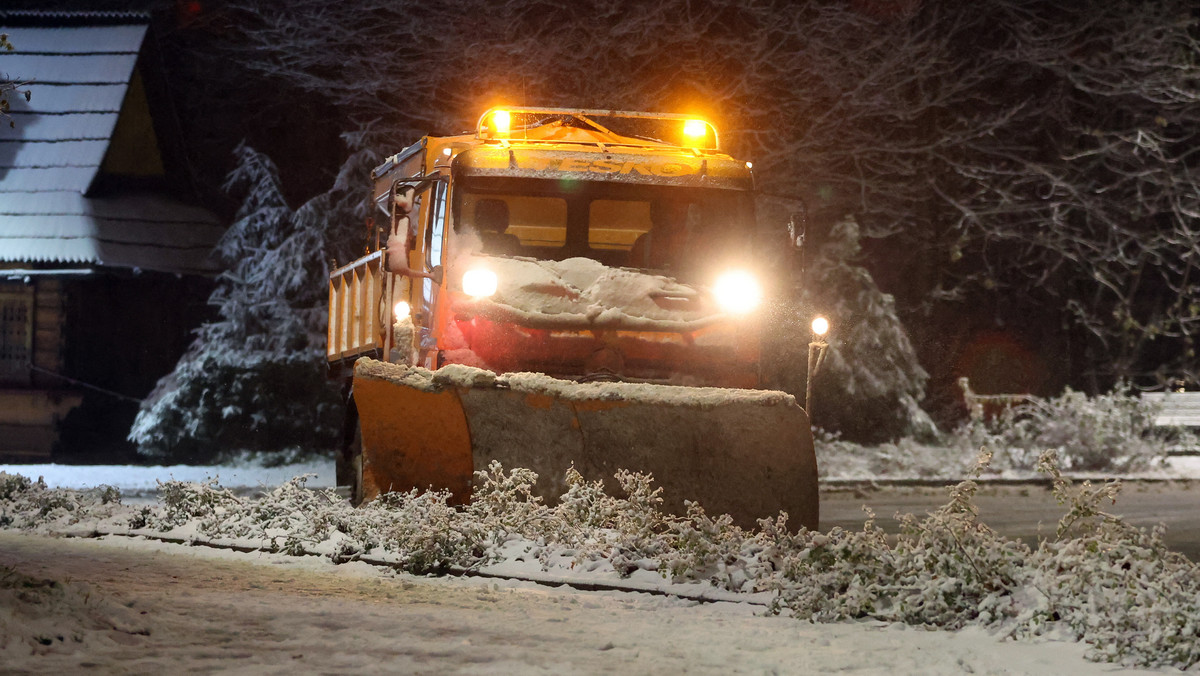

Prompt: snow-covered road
[
  {"left": 4, "top": 454, "right": 1197, "bottom": 495},
  {"left": 0, "top": 532, "right": 1161, "bottom": 675},
  {"left": 823, "top": 481, "right": 1200, "bottom": 561}
]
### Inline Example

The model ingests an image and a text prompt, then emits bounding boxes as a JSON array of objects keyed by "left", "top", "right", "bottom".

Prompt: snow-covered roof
[{"left": 0, "top": 15, "right": 223, "bottom": 276}]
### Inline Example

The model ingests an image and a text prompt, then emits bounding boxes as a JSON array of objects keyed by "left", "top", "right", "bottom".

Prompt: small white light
[
  {"left": 462, "top": 268, "right": 498, "bottom": 298},
  {"left": 442, "top": 147, "right": 452, "bottom": 156},
  {"left": 745, "top": 161, "right": 753, "bottom": 170},
  {"left": 812, "top": 316, "right": 829, "bottom": 336},
  {"left": 393, "top": 301, "right": 410, "bottom": 318},
  {"left": 712, "top": 270, "right": 762, "bottom": 314}
]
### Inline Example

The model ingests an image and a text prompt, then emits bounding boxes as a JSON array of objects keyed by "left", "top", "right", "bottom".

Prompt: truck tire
[
  {"left": 336, "top": 397, "right": 364, "bottom": 505},
  {"left": 348, "top": 422, "right": 364, "bottom": 506}
]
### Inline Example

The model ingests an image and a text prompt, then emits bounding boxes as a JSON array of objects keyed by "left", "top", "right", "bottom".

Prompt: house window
[{"left": 0, "top": 286, "right": 33, "bottom": 385}]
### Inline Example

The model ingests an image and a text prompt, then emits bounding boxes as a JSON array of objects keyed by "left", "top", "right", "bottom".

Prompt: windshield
[{"left": 452, "top": 176, "right": 756, "bottom": 280}]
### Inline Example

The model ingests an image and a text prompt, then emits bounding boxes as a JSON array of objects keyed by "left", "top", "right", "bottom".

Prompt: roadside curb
[{"left": 53, "top": 530, "right": 768, "bottom": 607}]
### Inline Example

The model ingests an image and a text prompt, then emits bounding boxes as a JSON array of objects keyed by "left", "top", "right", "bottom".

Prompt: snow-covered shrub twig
[
  {"left": 888, "top": 452, "right": 1027, "bottom": 628},
  {"left": 1016, "top": 451, "right": 1200, "bottom": 667},
  {"left": 126, "top": 475, "right": 491, "bottom": 573},
  {"left": 0, "top": 472, "right": 121, "bottom": 530}
]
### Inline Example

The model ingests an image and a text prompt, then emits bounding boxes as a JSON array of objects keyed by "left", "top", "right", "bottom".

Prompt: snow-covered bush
[
  {"left": 125, "top": 474, "right": 490, "bottom": 573},
  {"left": 658, "top": 501, "right": 748, "bottom": 588},
  {"left": 765, "top": 515, "right": 894, "bottom": 621},
  {"left": 1014, "top": 453, "right": 1200, "bottom": 667},
  {"left": 364, "top": 488, "right": 490, "bottom": 573},
  {"left": 887, "top": 454, "right": 1027, "bottom": 628},
  {"left": 950, "top": 387, "right": 1168, "bottom": 471},
  {"left": 467, "top": 461, "right": 543, "bottom": 537},
  {"left": 0, "top": 472, "right": 32, "bottom": 502},
  {"left": 141, "top": 478, "right": 242, "bottom": 531},
  {"left": 766, "top": 455, "right": 1026, "bottom": 627},
  {"left": 0, "top": 472, "right": 121, "bottom": 530},
  {"left": 529, "top": 467, "right": 674, "bottom": 575}
]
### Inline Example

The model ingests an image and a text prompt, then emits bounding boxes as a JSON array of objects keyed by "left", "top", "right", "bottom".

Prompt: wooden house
[{"left": 0, "top": 11, "right": 223, "bottom": 462}]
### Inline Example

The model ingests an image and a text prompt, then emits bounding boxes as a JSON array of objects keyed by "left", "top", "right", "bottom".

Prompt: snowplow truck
[{"left": 328, "top": 108, "right": 817, "bottom": 529}]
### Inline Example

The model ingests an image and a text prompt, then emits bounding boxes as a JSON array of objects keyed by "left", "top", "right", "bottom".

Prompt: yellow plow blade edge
[{"left": 353, "top": 358, "right": 818, "bottom": 529}]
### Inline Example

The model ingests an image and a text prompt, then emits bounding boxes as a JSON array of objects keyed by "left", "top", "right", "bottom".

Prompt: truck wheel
[{"left": 336, "top": 399, "right": 364, "bottom": 505}]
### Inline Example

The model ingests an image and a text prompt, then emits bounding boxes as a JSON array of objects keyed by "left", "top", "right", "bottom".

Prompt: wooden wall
[{"left": 0, "top": 277, "right": 81, "bottom": 461}]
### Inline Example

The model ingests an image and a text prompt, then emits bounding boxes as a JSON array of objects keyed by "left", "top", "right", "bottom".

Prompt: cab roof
[{"left": 373, "top": 108, "right": 754, "bottom": 193}]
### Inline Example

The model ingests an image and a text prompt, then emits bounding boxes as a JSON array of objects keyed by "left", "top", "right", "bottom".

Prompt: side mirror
[
  {"left": 385, "top": 182, "right": 418, "bottom": 275},
  {"left": 393, "top": 184, "right": 415, "bottom": 216},
  {"left": 382, "top": 179, "right": 443, "bottom": 284}
]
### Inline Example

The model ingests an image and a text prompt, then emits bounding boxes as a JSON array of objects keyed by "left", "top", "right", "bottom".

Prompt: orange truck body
[{"left": 328, "top": 108, "right": 818, "bottom": 528}]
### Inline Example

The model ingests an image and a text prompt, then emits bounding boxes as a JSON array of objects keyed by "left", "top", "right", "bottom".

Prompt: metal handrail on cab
[{"left": 475, "top": 107, "right": 720, "bottom": 151}]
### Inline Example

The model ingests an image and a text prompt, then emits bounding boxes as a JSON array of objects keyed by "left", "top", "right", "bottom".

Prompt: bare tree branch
[{"left": 184, "top": 0, "right": 1200, "bottom": 388}]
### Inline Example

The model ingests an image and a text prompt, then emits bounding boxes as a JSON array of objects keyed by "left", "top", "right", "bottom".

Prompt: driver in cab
[{"left": 629, "top": 199, "right": 690, "bottom": 271}]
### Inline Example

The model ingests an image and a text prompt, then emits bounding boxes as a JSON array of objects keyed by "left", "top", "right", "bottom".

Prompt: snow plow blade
[{"left": 352, "top": 358, "right": 818, "bottom": 529}]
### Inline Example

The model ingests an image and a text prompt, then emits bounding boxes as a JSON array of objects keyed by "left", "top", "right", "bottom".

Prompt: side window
[
  {"left": 421, "top": 181, "right": 448, "bottom": 319},
  {"left": 410, "top": 188, "right": 424, "bottom": 239},
  {"left": 460, "top": 193, "right": 567, "bottom": 249},
  {"left": 425, "top": 180, "right": 447, "bottom": 269}
]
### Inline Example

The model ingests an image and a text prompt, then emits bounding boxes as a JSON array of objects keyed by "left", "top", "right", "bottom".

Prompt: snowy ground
[
  {"left": 2, "top": 453, "right": 1197, "bottom": 673},
  {"left": 0, "top": 532, "right": 1165, "bottom": 675}
]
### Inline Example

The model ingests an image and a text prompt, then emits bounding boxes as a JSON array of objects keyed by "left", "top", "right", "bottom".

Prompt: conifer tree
[{"left": 129, "top": 144, "right": 372, "bottom": 462}]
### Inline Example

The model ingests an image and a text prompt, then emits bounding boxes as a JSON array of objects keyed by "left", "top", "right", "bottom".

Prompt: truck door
[{"left": 417, "top": 179, "right": 448, "bottom": 365}]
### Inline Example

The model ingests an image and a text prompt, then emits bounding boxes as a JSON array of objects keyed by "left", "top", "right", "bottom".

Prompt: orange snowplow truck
[{"left": 328, "top": 108, "right": 818, "bottom": 528}]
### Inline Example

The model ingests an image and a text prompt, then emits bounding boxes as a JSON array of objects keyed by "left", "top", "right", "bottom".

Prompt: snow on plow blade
[{"left": 352, "top": 358, "right": 818, "bottom": 529}]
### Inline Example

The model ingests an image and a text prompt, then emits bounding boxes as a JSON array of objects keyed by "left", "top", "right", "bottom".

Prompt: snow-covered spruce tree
[
  {"left": 130, "top": 144, "right": 372, "bottom": 464},
  {"left": 764, "top": 217, "right": 933, "bottom": 443}
]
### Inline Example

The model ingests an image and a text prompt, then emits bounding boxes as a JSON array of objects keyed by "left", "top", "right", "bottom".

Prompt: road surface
[
  {"left": 821, "top": 480, "right": 1200, "bottom": 560},
  {"left": 0, "top": 532, "right": 1156, "bottom": 675}
]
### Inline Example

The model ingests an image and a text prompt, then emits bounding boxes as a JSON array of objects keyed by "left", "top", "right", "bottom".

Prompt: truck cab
[{"left": 331, "top": 108, "right": 772, "bottom": 387}]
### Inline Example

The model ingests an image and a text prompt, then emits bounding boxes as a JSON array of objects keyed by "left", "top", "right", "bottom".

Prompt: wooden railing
[{"left": 1142, "top": 391, "right": 1200, "bottom": 429}]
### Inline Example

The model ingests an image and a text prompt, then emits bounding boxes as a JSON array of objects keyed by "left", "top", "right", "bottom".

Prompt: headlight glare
[
  {"left": 712, "top": 270, "right": 762, "bottom": 314},
  {"left": 462, "top": 268, "right": 498, "bottom": 298}
]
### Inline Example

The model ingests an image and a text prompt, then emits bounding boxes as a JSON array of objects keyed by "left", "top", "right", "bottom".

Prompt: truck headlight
[
  {"left": 462, "top": 268, "right": 498, "bottom": 298},
  {"left": 712, "top": 270, "right": 762, "bottom": 314}
]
